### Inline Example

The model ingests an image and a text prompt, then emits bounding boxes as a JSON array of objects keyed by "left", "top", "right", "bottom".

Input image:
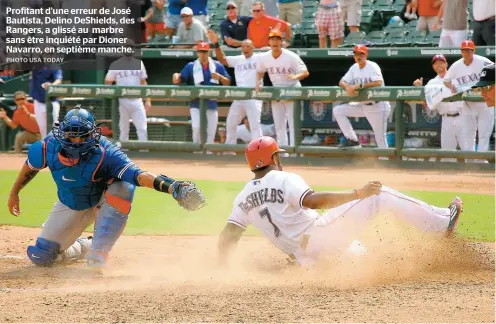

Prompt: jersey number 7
[{"left": 259, "top": 207, "right": 281, "bottom": 238}]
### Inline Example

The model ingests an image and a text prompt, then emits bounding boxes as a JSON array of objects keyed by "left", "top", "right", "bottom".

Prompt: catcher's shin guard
[
  {"left": 27, "top": 238, "right": 61, "bottom": 267},
  {"left": 87, "top": 181, "right": 135, "bottom": 268}
]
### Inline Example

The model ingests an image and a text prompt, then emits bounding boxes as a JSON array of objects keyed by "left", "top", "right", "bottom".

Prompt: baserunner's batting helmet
[{"left": 245, "top": 136, "right": 286, "bottom": 171}]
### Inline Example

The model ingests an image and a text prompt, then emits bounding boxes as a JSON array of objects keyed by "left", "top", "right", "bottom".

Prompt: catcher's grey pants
[
  {"left": 38, "top": 180, "right": 130, "bottom": 258},
  {"left": 39, "top": 200, "right": 100, "bottom": 251}
]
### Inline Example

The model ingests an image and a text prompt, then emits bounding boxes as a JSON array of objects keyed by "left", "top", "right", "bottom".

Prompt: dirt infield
[{"left": 0, "top": 154, "right": 494, "bottom": 323}]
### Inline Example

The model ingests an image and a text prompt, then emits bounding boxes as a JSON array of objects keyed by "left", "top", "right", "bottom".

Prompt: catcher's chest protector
[{"left": 45, "top": 137, "right": 107, "bottom": 211}]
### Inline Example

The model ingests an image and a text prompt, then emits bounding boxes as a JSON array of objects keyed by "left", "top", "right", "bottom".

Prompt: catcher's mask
[
  {"left": 52, "top": 105, "right": 102, "bottom": 160},
  {"left": 245, "top": 136, "right": 286, "bottom": 171}
]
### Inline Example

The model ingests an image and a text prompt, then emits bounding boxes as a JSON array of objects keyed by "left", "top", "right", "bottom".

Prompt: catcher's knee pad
[
  {"left": 27, "top": 238, "right": 61, "bottom": 267},
  {"left": 88, "top": 181, "right": 135, "bottom": 267}
]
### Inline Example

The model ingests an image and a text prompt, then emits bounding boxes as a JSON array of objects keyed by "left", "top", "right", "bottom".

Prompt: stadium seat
[
  {"left": 291, "top": 24, "right": 305, "bottom": 48},
  {"left": 365, "top": 30, "right": 387, "bottom": 46},
  {"left": 392, "top": 0, "right": 406, "bottom": 14},
  {"left": 422, "top": 29, "right": 442, "bottom": 47},
  {"left": 408, "top": 30, "right": 429, "bottom": 46},
  {"left": 403, "top": 20, "right": 418, "bottom": 32},
  {"left": 207, "top": 2, "right": 219, "bottom": 11},
  {"left": 384, "top": 30, "right": 408, "bottom": 45},
  {"left": 339, "top": 31, "right": 366, "bottom": 47},
  {"left": 302, "top": 22, "right": 319, "bottom": 48},
  {"left": 392, "top": 35, "right": 412, "bottom": 47},
  {"left": 366, "top": 11, "right": 386, "bottom": 32},
  {"left": 384, "top": 19, "right": 405, "bottom": 33},
  {"left": 360, "top": 9, "right": 375, "bottom": 32},
  {"left": 361, "top": 1, "right": 373, "bottom": 10},
  {"left": 303, "top": 10, "right": 316, "bottom": 19},
  {"left": 373, "top": 0, "right": 397, "bottom": 25},
  {"left": 303, "top": 0, "right": 318, "bottom": 10},
  {"left": 362, "top": 0, "right": 374, "bottom": 7}
]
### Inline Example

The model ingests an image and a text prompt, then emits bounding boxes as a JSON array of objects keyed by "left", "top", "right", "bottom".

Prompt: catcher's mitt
[{"left": 170, "top": 181, "right": 206, "bottom": 211}]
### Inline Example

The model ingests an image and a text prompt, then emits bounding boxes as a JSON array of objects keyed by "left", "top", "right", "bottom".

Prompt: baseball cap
[
  {"left": 353, "top": 44, "right": 368, "bottom": 55},
  {"left": 431, "top": 54, "right": 447, "bottom": 64},
  {"left": 180, "top": 7, "right": 193, "bottom": 16},
  {"left": 461, "top": 40, "right": 475, "bottom": 50},
  {"left": 471, "top": 64, "right": 495, "bottom": 88},
  {"left": 197, "top": 42, "right": 210, "bottom": 51},
  {"left": 268, "top": 30, "right": 282, "bottom": 39},
  {"left": 226, "top": 1, "right": 237, "bottom": 9}
]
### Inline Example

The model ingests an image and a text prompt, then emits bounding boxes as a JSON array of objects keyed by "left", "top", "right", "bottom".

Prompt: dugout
[
  {"left": 0, "top": 46, "right": 495, "bottom": 152},
  {"left": 94, "top": 47, "right": 496, "bottom": 149}
]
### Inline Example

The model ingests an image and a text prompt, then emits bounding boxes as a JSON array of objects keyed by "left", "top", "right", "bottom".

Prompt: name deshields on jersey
[{"left": 238, "top": 188, "right": 284, "bottom": 213}]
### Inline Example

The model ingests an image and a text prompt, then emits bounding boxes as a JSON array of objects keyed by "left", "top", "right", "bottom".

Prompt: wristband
[
  {"left": 153, "top": 174, "right": 175, "bottom": 193},
  {"left": 213, "top": 43, "right": 220, "bottom": 48}
]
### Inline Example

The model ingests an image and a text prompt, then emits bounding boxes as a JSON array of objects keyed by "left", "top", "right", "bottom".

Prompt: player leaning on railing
[
  {"left": 471, "top": 64, "right": 495, "bottom": 108},
  {"left": 333, "top": 45, "right": 391, "bottom": 149},
  {"left": 443, "top": 40, "right": 494, "bottom": 153},
  {"left": 413, "top": 54, "right": 463, "bottom": 160},
  {"left": 7, "top": 106, "right": 206, "bottom": 271}
]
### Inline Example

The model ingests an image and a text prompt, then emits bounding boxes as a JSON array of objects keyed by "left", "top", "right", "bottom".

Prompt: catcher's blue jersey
[{"left": 26, "top": 135, "right": 144, "bottom": 211}]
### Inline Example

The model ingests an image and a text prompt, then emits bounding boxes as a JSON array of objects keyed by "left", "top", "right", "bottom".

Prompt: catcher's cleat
[
  {"left": 338, "top": 138, "right": 361, "bottom": 149},
  {"left": 446, "top": 197, "right": 463, "bottom": 237}
]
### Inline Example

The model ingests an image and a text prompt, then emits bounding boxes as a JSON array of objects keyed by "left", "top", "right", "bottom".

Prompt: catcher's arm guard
[{"left": 154, "top": 174, "right": 206, "bottom": 211}]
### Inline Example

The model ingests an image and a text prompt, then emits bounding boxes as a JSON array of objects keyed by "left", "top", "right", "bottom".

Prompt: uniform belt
[
  {"left": 364, "top": 102, "right": 374, "bottom": 105},
  {"left": 442, "top": 113, "right": 460, "bottom": 117}
]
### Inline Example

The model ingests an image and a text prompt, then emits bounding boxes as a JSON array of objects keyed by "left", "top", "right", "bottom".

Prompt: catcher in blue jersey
[{"left": 7, "top": 105, "right": 206, "bottom": 269}]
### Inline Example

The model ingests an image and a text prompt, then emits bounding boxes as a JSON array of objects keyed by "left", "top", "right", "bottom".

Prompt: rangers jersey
[{"left": 228, "top": 170, "right": 319, "bottom": 255}]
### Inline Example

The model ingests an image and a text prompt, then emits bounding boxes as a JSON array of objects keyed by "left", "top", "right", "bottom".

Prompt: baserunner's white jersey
[
  {"left": 226, "top": 53, "right": 262, "bottom": 87},
  {"left": 256, "top": 49, "right": 308, "bottom": 87},
  {"left": 228, "top": 170, "right": 319, "bottom": 255}
]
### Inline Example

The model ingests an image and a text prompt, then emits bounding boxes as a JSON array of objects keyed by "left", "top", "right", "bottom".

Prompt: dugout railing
[
  {"left": 33, "top": 84, "right": 494, "bottom": 162},
  {"left": 141, "top": 46, "right": 496, "bottom": 60}
]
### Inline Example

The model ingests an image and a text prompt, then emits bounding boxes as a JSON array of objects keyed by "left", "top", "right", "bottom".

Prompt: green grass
[{"left": 0, "top": 171, "right": 494, "bottom": 241}]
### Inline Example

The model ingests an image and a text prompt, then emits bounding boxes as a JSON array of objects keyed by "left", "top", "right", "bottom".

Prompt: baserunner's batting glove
[{"left": 170, "top": 181, "right": 206, "bottom": 211}]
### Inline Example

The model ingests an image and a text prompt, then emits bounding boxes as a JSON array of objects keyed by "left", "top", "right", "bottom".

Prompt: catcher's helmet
[
  {"left": 52, "top": 105, "right": 101, "bottom": 159},
  {"left": 245, "top": 136, "right": 286, "bottom": 171}
]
